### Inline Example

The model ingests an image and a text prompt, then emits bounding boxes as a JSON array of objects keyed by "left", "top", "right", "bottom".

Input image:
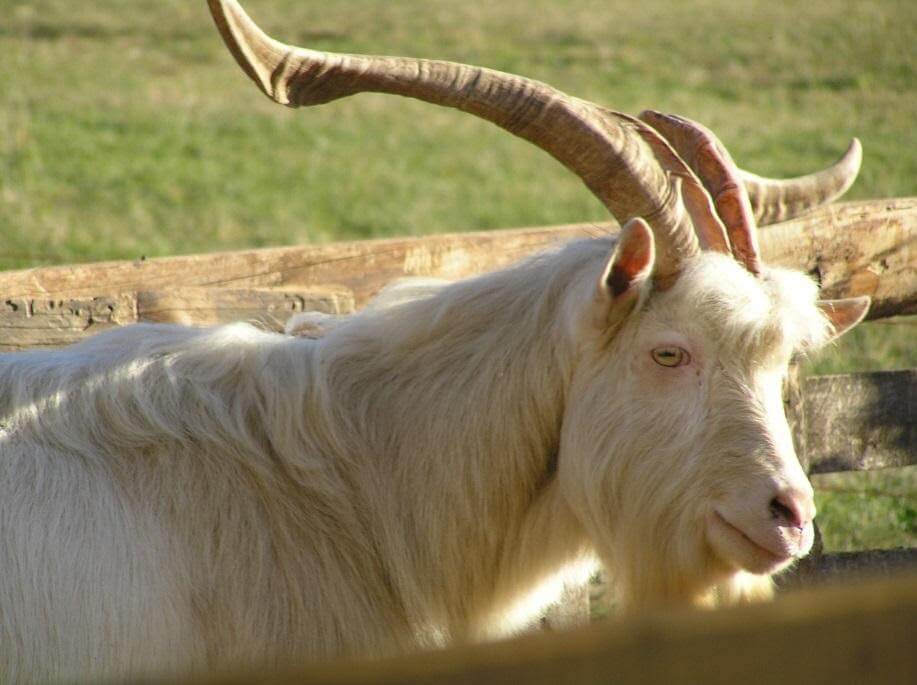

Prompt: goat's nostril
[{"left": 769, "top": 493, "right": 808, "bottom": 529}]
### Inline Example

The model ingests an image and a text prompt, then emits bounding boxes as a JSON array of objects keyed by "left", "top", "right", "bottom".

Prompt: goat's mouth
[{"left": 707, "top": 510, "right": 797, "bottom": 574}]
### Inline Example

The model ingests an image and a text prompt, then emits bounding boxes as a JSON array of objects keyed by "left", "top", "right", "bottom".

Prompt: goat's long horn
[
  {"left": 639, "top": 110, "right": 762, "bottom": 275},
  {"left": 208, "top": 0, "right": 703, "bottom": 284},
  {"left": 740, "top": 139, "right": 862, "bottom": 225}
]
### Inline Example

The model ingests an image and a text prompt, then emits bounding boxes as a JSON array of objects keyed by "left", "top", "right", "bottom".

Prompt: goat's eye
[{"left": 651, "top": 346, "right": 690, "bottom": 367}]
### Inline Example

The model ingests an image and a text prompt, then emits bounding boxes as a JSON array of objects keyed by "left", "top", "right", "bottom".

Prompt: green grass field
[{"left": 1, "top": 0, "right": 914, "bottom": 551}]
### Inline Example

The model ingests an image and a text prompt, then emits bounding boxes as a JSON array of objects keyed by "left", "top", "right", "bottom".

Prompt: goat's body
[
  {"left": 0, "top": 243, "right": 601, "bottom": 681},
  {"left": 0, "top": 4, "right": 868, "bottom": 679}
]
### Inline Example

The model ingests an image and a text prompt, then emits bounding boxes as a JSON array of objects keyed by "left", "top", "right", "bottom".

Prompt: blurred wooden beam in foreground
[{"left": 197, "top": 574, "right": 916, "bottom": 685}]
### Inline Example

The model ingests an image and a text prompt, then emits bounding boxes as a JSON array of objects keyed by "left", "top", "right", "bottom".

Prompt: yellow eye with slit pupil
[{"left": 651, "top": 347, "right": 689, "bottom": 367}]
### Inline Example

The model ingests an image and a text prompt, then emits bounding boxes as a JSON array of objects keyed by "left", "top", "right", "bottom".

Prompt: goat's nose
[{"left": 769, "top": 489, "right": 815, "bottom": 530}]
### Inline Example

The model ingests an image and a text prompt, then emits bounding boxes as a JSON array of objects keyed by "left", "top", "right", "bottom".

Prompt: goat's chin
[{"left": 705, "top": 510, "right": 805, "bottom": 575}]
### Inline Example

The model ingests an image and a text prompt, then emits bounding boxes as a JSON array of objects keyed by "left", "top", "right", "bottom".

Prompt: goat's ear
[
  {"left": 818, "top": 296, "right": 870, "bottom": 340},
  {"left": 595, "top": 218, "right": 655, "bottom": 325}
]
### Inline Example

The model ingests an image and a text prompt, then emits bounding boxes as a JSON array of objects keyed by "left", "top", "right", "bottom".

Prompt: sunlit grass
[{"left": 813, "top": 467, "right": 917, "bottom": 552}]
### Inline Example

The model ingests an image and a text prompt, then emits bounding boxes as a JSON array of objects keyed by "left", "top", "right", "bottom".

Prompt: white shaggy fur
[
  {"left": 285, "top": 278, "right": 449, "bottom": 338},
  {"left": 0, "top": 237, "right": 833, "bottom": 681}
]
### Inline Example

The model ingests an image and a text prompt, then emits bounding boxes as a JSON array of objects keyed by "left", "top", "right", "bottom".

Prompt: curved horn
[
  {"left": 639, "top": 110, "right": 762, "bottom": 275},
  {"left": 623, "top": 111, "right": 731, "bottom": 255},
  {"left": 740, "top": 139, "right": 862, "bottom": 225},
  {"left": 208, "top": 0, "right": 702, "bottom": 283}
]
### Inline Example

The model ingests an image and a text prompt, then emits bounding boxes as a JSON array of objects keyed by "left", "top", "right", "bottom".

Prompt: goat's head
[
  {"left": 558, "top": 226, "right": 866, "bottom": 606},
  {"left": 209, "top": 0, "right": 869, "bottom": 606}
]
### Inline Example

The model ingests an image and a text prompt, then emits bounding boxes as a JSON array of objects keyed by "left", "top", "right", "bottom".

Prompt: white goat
[{"left": 0, "top": 1, "right": 870, "bottom": 681}]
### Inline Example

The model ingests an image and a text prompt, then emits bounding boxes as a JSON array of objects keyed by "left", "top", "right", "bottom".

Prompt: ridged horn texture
[
  {"left": 207, "top": 0, "right": 704, "bottom": 284},
  {"left": 639, "top": 110, "right": 763, "bottom": 275},
  {"left": 740, "top": 138, "right": 862, "bottom": 226}
]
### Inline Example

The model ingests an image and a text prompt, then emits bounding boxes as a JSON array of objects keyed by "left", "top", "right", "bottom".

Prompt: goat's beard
[
  {"left": 572, "top": 459, "right": 773, "bottom": 611},
  {"left": 590, "top": 502, "right": 778, "bottom": 611},
  {"left": 591, "top": 507, "right": 723, "bottom": 611},
  {"left": 558, "top": 404, "right": 777, "bottom": 610}
]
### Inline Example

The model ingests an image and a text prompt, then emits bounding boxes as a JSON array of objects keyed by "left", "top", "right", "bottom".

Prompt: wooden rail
[
  {"left": 199, "top": 574, "right": 917, "bottom": 685},
  {"left": 0, "top": 287, "right": 354, "bottom": 352},
  {"left": 798, "top": 370, "right": 915, "bottom": 474},
  {"left": 0, "top": 198, "right": 914, "bottom": 332}
]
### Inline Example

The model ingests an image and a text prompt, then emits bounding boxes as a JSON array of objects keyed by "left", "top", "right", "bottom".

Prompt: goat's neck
[{"left": 315, "top": 260, "right": 592, "bottom": 634}]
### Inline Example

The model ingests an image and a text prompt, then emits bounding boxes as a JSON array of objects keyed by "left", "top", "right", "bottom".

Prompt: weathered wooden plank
[
  {"left": 0, "top": 198, "right": 913, "bottom": 319},
  {"left": 760, "top": 198, "right": 916, "bottom": 320},
  {"left": 0, "top": 294, "right": 138, "bottom": 352},
  {"left": 780, "top": 548, "right": 917, "bottom": 590},
  {"left": 0, "top": 288, "right": 353, "bottom": 351},
  {"left": 137, "top": 286, "right": 354, "bottom": 329},
  {"left": 799, "top": 370, "right": 916, "bottom": 473},
  {"left": 0, "top": 224, "right": 595, "bottom": 308},
  {"left": 196, "top": 574, "right": 917, "bottom": 685}
]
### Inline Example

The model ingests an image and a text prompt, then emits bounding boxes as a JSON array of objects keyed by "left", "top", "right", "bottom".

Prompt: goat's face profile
[{"left": 558, "top": 238, "right": 847, "bottom": 605}]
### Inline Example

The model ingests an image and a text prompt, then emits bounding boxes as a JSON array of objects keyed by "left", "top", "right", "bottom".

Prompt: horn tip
[
  {"left": 844, "top": 137, "right": 863, "bottom": 171},
  {"left": 831, "top": 136, "right": 863, "bottom": 197},
  {"left": 209, "top": 0, "right": 288, "bottom": 104}
]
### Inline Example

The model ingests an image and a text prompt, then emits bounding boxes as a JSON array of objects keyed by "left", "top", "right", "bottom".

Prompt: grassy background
[{"left": 1, "top": 0, "right": 914, "bottom": 551}]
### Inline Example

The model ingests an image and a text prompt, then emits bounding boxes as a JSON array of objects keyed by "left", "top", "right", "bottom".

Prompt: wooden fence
[{"left": 1, "top": 197, "right": 915, "bottom": 681}]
